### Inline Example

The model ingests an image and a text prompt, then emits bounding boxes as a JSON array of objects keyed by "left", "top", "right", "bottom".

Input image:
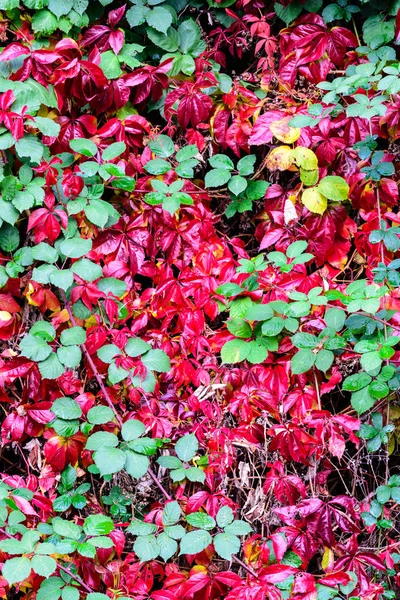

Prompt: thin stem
[
  {"left": 59, "top": 291, "right": 171, "bottom": 499},
  {"left": 148, "top": 468, "right": 171, "bottom": 500},
  {"left": 59, "top": 290, "right": 123, "bottom": 428},
  {"left": 232, "top": 555, "right": 258, "bottom": 578}
]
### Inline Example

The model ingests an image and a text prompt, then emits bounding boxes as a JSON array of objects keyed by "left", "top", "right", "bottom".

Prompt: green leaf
[
  {"left": 360, "top": 351, "right": 382, "bottom": 375},
  {"left": 291, "top": 349, "right": 316, "bottom": 374},
  {"left": 121, "top": 419, "right": 146, "bottom": 441},
  {"left": 52, "top": 397, "right": 82, "bottom": 420},
  {"left": 100, "top": 51, "right": 122, "bottom": 79},
  {"left": 221, "top": 339, "right": 250, "bottom": 363},
  {"left": 15, "top": 135, "right": 45, "bottom": 164},
  {"left": 20, "top": 334, "right": 52, "bottom": 362},
  {"left": 148, "top": 135, "right": 175, "bottom": 158},
  {"left": 84, "top": 514, "right": 114, "bottom": 536},
  {"left": 147, "top": 26, "right": 179, "bottom": 52},
  {"left": 145, "top": 158, "right": 171, "bottom": 175},
  {"left": 87, "top": 406, "right": 114, "bottom": 425},
  {"left": 157, "top": 455, "right": 183, "bottom": 469},
  {"left": 237, "top": 155, "right": 256, "bottom": 176},
  {"left": 324, "top": 308, "right": 346, "bottom": 331},
  {"left": 351, "top": 387, "right": 376, "bottom": 415},
  {"left": 60, "top": 326, "right": 86, "bottom": 346},
  {"left": 244, "top": 303, "right": 274, "bottom": 321},
  {"left": 156, "top": 532, "right": 177, "bottom": 561},
  {"left": 224, "top": 520, "right": 252, "bottom": 536},
  {"left": 317, "top": 176, "right": 349, "bottom": 201},
  {"left": 274, "top": 0, "right": 303, "bottom": 24},
  {"left": 93, "top": 447, "right": 126, "bottom": 476},
  {"left": 246, "top": 340, "right": 270, "bottom": 364},
  {"left": 70, "top": 138, "right": 97, "bottom": 157},
  {"left": 86, "top": 431, "right": 119, "bottom": 450},
  {"left": 48, "top": 0, "right": 73, "bottom": 18},
  {"left": 228, "top": 175, "right": 247, "bottom": 196},
  {"left": 141, "top": 348, "right": 171, "bottom": 372},
  {"left": 185, "top": 512, "right": 216, "bottom": 530},
  {"left": 31, "top": 555, "right": 57, "bottom": 578},
  {"left": 52, "top": 516, "right": 81, "bottom": 539},
  {"left": 0, "top": 223, "right": 19, "bottom": 252},
  {"left": 71, "top": 258, "right": 102, "bottom": 282},
  {"left": 101, "top": 142, "right": 126, "bottom": 162},
  {"left": 49, "top": 269, "right": 74, "bottom": 291},
  {"left": 177, "top": 19, "right": 205, "bottom": 55},
  {"left": 97, "top": 344, "right": 121, "bottom": 363},
  {"left": 343, "top": 373, "right": 372, "bottom": 391},
  {"left": 62, "top": 587, "right": 79, "bottom": 600},
  {"left": 204, "top": 168, "right": 231, "bottom": 188},
  {"left": 134, "top": 535, "right": 159, "bottom": 562},
  {"left": 60, "top": 237, "right": 92, "bottom": 258},
  {"left": 175, "top": 433, "right": 198, "bottom": 461},
  {"left": 227, "top": 318, "right": 252, "bottom": 339},
  {"left": 2, "top": 556, "right": 32, "bottom": 584},
  {"left": 216, "top": 505, "right": 234, "bottom": 528},
  {"left": 179, "top": 530, "right": 212, "bottom": 555},
  {"left": 33, "top": 116, "right": 61, "bottom": 137},
  {"left": 315, "top": 349, "right": 334, "bottom": 372},
  {"left": 32, "top": 242, "right": 59, "bottom": 264},
  {"left": 125, "top": 337, "right": 151, "bottom": 357},
  {"left": 213, "top": 532, "right": 240, "bottom": 559},
  {"left": 57, "top": 345, "right": 82, "bottom": 368},
  {"left": 124, "top": 450, "right": 150, "bottom": 479},
  {"left": 146, "top": 6, "right": 172, "bottom": 34},
  {"left": 286, "top": 240, "right": 308, "bottom": 258},
  {"left": 162, "top": 501, "right": 181, "bottom": 526},
  {"left": 128, "top": 520, "right": 157, "bottom": 536}
]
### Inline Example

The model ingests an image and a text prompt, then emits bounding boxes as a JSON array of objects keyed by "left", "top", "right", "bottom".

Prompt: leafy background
[{"left": 0, "top": 0, "right": 400, "bottom": 599}]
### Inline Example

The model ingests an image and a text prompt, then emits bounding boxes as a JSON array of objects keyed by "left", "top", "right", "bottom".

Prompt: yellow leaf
[
  {"left": 322, "top": 547, "right": 334, "bottom": 572},
  {"left": 270, "top": 118, "right": 301, "bottom": 143},
  {"left": 0, "top": 311, "right": 12, "bottom": 322},
  {"left": 300, "top": 168, "right": 319, "bottom": 186},
  {"left": 302, "top": 188, "right": 327, "bottom": 214},
  {"left": 265, "top": 146, "right": 293, "bottom": 171},
  {"left": 292, "top": 146, "right": 318, "bottom": 170}
]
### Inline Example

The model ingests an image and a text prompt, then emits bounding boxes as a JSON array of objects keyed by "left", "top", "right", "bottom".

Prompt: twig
[
  {"left": 232, "top": 555, "right": 258, "bottom": 578},
  {"left": 59, "top": 290, "right": 123, "bottom": 428}
]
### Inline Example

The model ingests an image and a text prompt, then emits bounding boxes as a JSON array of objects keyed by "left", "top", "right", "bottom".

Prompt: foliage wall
[{"left": 0, "top": 0, "right": 400, "bottom": 599}]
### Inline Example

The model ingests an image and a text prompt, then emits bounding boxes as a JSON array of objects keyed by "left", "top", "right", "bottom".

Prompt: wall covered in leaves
[{"left": 0, "top": 0, "right": 400, "bottom": 599}]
